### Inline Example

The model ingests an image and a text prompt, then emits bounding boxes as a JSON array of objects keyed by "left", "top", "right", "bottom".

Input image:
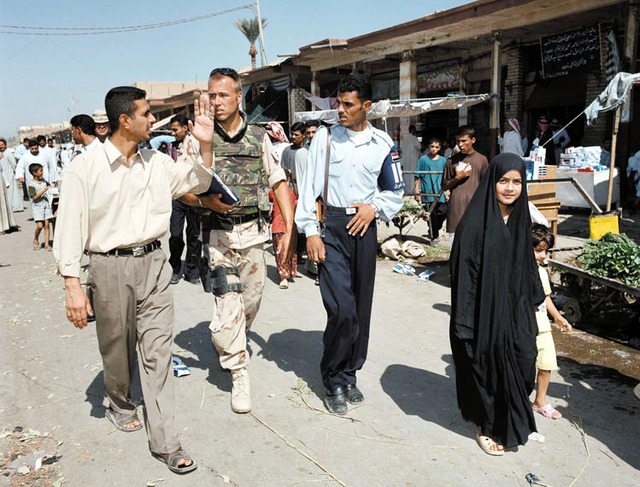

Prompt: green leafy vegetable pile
[
  {"left": 395, "top": 198, "right": 423, "bottom": 218},
  {"left": 576, "top": 232, "right": 640, "bottom": 288}
]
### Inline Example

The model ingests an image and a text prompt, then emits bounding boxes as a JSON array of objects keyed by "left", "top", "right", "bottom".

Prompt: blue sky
[{"left": 0, "top": 0, "right": 468, "bottom": 139}]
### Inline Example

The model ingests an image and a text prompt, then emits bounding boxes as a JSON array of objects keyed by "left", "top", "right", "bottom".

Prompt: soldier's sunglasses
[{"left": 209, "top": 67, "right": 239, "bottom": 79}]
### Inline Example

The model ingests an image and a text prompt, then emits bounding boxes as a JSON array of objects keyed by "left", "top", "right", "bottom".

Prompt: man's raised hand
[{"left": 189, "top": 92, "right": 214, "bottom": 146}]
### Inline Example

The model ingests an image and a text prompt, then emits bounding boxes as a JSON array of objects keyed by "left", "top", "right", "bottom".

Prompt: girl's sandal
[
  {"left": 476, "top": 433, "right": 504, "bottom": 456},
  {"left": 533, "top": 403, "right": 562, "bottom": 419}
]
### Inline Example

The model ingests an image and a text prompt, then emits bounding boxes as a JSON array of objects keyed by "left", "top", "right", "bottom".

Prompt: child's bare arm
[
  {"left": 545, "top": 295, "right": 572, "bottom": 331},
  {"left": 30, "top": 183, "right": 50, "bottom": 201}
]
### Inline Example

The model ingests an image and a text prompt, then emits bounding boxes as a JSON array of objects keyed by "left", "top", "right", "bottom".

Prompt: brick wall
[{"left": 503, "top": 48, "right": 524, "bottom": 122}]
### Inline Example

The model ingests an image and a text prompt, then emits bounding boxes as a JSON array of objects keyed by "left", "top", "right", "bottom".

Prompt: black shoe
[
  {"left": 185, "top": 276, "right": 200, "bottom": 285},
  {"left": 170, "top": 273, "right": 180, "bottom": 285},
  {"left": 345, "top": 384, "right": 364, "bottom": 404},
  {"left": 324, "top": 387, "right": 348, "bottom": 415}
]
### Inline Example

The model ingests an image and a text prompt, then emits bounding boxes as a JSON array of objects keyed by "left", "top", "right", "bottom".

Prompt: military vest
[{"left": 214, "top": 124, "right": 270, "bottom": 216}]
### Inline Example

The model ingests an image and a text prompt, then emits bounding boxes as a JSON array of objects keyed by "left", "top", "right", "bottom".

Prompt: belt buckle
[{"left": 132, "top": 246, "right": 145, "bottom": 257}]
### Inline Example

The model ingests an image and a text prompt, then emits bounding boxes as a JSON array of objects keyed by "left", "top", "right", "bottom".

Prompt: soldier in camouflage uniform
[{"left": 181, "top": 67, "right": 294, "bottom": 413}]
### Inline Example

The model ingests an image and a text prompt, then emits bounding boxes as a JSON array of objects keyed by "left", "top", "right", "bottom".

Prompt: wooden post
[
  {"left": 606, "top": 105, "right": 621, "bottom": 212},
  {"left": 490, "top": 33, "right": 502, "bottom": 159}
]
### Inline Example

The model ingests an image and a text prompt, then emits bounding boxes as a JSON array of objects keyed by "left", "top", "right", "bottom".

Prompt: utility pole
[{"left": 254, "top": 0, "right": 268, "bottom": 66}]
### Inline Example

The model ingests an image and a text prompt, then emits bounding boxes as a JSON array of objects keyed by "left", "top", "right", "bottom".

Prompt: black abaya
[{"left": 449, "top": 153, "right": 545, "bottom": 449}]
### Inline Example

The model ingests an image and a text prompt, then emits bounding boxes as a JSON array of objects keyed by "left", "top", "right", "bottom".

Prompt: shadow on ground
[
  {"left": 174, "top": 323, "right": 325, "bottom": 398},
  {"left": 380, "top": 354, "right": 470, "bottom": 440},
  {"left": 84, "top": 366, "right": 143, "bottom": 418},
  {"left": 250, "top": 329, "right": 325, "bottom": 399},
  {"left": 174, "top": 321, "right": 230, "bottom": 392}
]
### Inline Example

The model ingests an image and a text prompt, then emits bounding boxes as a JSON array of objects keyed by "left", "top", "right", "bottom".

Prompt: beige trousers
[
  {"left": 207, "top": 234, "right": 266, "bottom": 371},
  {"left": 87, "top": 249, "right": 179, "bottom": 454}
]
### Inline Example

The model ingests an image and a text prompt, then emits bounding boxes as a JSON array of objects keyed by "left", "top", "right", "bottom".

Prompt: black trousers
[
  {"left": 425, "top": 201, "right": 447, "bottom": 239},
  {"left": 319, "top": 207, "right": 377, "bottom": 390},
  {"left": 168, "top": 199, "right": 201, "bottom": 279}
]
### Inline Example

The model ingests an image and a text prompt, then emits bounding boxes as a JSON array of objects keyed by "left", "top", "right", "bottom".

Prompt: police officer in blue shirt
[{"left": 295, "top": 73, "right": 404, "bottom": 414}]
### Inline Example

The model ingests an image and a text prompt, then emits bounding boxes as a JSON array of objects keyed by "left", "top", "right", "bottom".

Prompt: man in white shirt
[
  {"left": 53, "top": 86, "right": 214, "bottom": 475},
  {"left": 70, "top": 114, "right": 101, "bottom": 157},
  {"left": 15, "top": 139, "right": 52, "bottom": 189}
]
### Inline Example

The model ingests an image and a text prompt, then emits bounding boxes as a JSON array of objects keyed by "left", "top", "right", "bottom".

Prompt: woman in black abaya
[{"left": 449, "top": 153, "right": 544, "bottom": 455}]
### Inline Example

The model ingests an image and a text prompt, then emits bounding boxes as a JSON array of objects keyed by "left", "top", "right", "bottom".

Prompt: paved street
[{"left": 1, "top": 209, "right": 638, "bottom": 486}]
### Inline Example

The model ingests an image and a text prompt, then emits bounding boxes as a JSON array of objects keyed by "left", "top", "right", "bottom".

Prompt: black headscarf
[{"left": 449, "top": 153, "right": 544, "bottom": 448}]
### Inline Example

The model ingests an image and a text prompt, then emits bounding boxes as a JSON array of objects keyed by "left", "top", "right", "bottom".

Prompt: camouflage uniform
[{"left": 205, "top": 115, "right": 286, "bottom": 370}]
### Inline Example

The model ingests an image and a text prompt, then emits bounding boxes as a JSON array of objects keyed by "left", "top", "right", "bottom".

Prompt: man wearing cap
[
  {"left": 92, "top": 109, "right": 111, "bottom": 143},
  {"left": 531, "top": 116, "right": 556, "bottom": 165},
  {"left": 53, "top": 86, "right": 214, "bottom": 474},
  {"left": 180, "top": 67, "right": 294, "bottom": 414}
]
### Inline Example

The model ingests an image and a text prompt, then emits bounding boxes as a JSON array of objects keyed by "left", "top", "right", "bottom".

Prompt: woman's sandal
[
  {"left": 533, "top": 403, "right": 562, "bottom": 419},
  {"left": 476, "top": 433, "right": 504, "bottom": 456},
  {"left": 152, "top": 448, "right": 197, "bottom": 474},
  {"left": 33, "top": 240, "right": 40, "bottom": 251}
]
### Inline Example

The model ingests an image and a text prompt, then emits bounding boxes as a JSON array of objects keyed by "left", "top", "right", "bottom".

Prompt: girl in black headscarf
[{"left": 449, "top": 153, "right": 544, "bottom": 455}]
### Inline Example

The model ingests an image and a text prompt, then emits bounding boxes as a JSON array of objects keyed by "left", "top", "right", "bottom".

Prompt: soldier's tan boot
[{"left": 231, "top": 368, "right": 251, "bottom": 413}]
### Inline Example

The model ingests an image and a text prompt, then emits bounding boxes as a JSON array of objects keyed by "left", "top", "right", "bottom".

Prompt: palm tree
[{"left": 234, "top": 17, "right": 267, "bottom": 70}]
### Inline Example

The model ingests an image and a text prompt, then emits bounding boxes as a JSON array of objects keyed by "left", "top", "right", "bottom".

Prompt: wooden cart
[{"left": 547, "top": 247, "right": 640, "bottom": 325}]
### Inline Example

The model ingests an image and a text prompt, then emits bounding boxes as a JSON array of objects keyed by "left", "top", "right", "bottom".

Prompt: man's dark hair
[
  {"left": 456, "top": 125, "right": 475, "bottom": 138},
  {"left": 70, "top": 114, "right": 96, "bottom": 136},
  {"left": 37, "top": 135, "right": 46, "bottom": 144},
  {"left": 170, "top": 113, "right": 190, "bottom": 127},
  {"left": 532, "top": 223, "right": 555, "bottom": 249},
  {"left": 22, "top": 137, "right": 29, "bottom": 143},
  {"left": 28, "top": 162, "right": 43, "bottom": 176},
  {"left": 337, "top": 73, "right": 372, "bottom": 102},
  {"left": 28, "top": 139, "right": 38, "bottom": 148},
  {"left": 428, "top": 137, "right": 442, "bottom": 146},
  {"left": 0, "top": 138, "right": 6, "bottom": 145},
  {"left": 409, "top": 125, "right": 417, "bottom": 134},
  {"left": 305, "top": 119, "right": 320, "bottom": 129},
  {"left": 291, "top": 122, "right": 306, "bottom": 133},
  {"left": 105, "top": 86, "right": 147, "bottom": 132}
]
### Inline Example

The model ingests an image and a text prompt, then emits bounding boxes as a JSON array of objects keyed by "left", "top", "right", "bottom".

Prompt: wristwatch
[{"left": 368, "top": 202, "right": 380, "bottom": 219}]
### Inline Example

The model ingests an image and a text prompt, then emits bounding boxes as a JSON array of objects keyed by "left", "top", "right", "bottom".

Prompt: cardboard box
[{"left": 528, "top": 165, "right": 557, "bottom": 201}]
